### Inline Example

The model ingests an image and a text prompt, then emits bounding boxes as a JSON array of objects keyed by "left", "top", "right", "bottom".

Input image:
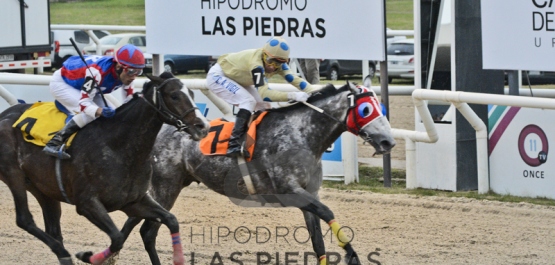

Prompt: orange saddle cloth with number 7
[{"left": 199, "top": 111, "right": 268, "bottom": 162}]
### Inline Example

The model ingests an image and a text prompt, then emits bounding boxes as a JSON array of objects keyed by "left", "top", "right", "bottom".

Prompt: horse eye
[
  {"left": 358, "top": 102, "right": 373, "bottom": 118},
  {"left": 170, "top": 93, "right": 180, "bottom": 100}
]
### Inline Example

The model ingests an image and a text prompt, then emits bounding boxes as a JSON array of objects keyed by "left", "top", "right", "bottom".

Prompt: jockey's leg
[
  {"left": 42, "top": 118, "right": 81, "bottom": 159},
  {"left": 227, "top": 108, "right": 252, "bottom": 157},
  {"left": 206, "top": 64, "right": 256, "bottom": 158}
]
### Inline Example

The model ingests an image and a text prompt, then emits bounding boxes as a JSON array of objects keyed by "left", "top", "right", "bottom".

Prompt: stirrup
[
  {"left": 227, "top": 146, "right": 250, "bottom": 159},
  {"left": 226, "top": 143, "right": 251, "bottom": 158},
  {"left": 43, "top": 144, "right": 71, "bottom": 160}
]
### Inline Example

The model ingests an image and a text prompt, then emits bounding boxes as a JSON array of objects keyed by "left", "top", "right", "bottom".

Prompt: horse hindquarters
[{"left": 0, "top": 109, "right": 72, "bottom": 263}]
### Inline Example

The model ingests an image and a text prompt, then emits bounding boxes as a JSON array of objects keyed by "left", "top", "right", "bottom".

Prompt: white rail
[
  {"left": 404, "top": 89, "right": 555, "bottom": 193},
  {"left": 4, "top": 73, "right": 555, "bottom": 191}
]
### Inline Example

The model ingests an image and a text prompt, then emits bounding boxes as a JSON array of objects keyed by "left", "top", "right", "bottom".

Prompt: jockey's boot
[
  {"left": 42, "top": 119, "right": 80, "bottom": 159},
  {"left": 227, "top": 108, "right": 252, "bottom": 158}
]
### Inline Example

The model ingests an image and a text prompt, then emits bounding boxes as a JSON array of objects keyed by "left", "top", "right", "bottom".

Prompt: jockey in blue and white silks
[
  {"left": 206, "top": 36, "right": 318, "bottom": 158},
  {"left": 43, "top": 44, "right": 145, "bottom": 159}
]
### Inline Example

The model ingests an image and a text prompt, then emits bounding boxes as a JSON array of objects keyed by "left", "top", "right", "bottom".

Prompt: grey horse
[{"left": 120, "top": 81, "right": 396, "bottom": 264}]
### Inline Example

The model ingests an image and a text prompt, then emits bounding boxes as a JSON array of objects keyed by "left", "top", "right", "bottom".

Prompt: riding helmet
[
  {"left": 115, "top": 44, "right": 145, "bottom": 68},
  {"left": 263, "top": 37, "right": 290, "bottom": 62}
]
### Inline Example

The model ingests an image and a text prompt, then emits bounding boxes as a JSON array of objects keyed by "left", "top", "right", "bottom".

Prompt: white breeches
[{"left": 206, "top": 64, "right": 269, "bottom": 112}]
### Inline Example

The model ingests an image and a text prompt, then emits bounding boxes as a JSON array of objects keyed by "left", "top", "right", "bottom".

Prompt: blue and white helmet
[{"left": 263, "top": 37, "right": 290, "bottom": 62}]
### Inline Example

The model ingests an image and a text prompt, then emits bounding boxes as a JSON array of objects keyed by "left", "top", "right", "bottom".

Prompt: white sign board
[
  {"left": 145, "top": 0, "right": 385, "bottom": 60},
  {"left": 489, "top": 105, "right": 555, "bottom": 199},
  {"left": 481, "top": 0, "right": 555, "bottom": 71}
]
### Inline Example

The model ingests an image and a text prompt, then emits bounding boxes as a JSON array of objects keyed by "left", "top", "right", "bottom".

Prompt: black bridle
[{"left": 140, "top": 78, "right": 198, "bottom": 131}]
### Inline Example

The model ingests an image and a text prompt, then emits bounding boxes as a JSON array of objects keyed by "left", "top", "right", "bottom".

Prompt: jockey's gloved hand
[
  {"left": 287, "top": 92, "right": 309, "bottom": 102},
  {"left": 101, "top": 106, "right": 116, "bottom": 118}
]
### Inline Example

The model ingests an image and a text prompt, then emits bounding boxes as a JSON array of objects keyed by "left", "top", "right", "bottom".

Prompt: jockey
[
  {"left": 43, "top": 44, "right": 145, "bottom": 159},
  {"left": 206, "top": 36, "right": 318, "bottom": 158}
]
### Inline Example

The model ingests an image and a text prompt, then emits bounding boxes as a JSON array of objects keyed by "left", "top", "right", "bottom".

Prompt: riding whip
[{"left": 69, "top": 37, "right": 109, "bottom": 106}]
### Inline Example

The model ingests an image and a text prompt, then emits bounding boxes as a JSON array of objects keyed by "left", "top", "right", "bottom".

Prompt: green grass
[
  {"left": 50, "top": 0, "right": 145, "bottom": 27},
  {"left": 386, "top": 0, "right": 414, "bottom": 30},
  {"left": 320, "top": 166, "right": 555, "bottom": 207}
]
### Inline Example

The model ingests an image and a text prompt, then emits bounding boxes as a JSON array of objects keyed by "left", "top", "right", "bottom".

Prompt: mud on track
[{"left": 0, "top": 182, "right": 555, "bottom": 265}]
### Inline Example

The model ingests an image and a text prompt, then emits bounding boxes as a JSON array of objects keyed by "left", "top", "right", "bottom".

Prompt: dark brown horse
[
  {"left": 0, "top": 72, "right": 209, "bottom": 265},
  {"left": 120, "top": 82, "right": 396, "bottom": 265}
]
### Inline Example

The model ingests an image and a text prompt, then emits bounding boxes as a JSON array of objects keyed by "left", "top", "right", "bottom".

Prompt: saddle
[
  {"left": 12, "top": 102, "right": 76, "bottom": 147},
  {"left": 199, "top": 111, "right": 268, "bottom": 162}
]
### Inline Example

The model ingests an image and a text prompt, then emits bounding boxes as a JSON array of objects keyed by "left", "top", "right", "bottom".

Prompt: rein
[
  {"left": 300, "top": 90, "right": 382, "bottom": 148},
  {"left": 301, "top": 92, "right": 371, "bottom": 135},
  {"left": 139, "top": 78, "right": 198, "bottom": 131}
]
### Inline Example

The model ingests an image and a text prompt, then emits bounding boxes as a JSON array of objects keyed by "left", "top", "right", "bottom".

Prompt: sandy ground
[
  {"left": 1, "top": 183, "right": 555, "bottom": 265},
  {"left": 3, "top": 96, "right": 555, "bottom": 265}
]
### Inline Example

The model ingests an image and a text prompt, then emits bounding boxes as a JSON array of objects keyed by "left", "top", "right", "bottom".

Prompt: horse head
[
  {"left": 143, "top": 72, "right": 210, "bottom": 140},
  {"left": 342, "top": 81, "right": 396, "bottom": 155}
]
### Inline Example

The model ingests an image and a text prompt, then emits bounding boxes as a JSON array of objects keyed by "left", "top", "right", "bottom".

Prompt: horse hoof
[
  {"left": 58, "top": 257, "right": 73, "bottom": 265},
  {"left": 75, "top": 251, "right": 93, "bottom": 263}
]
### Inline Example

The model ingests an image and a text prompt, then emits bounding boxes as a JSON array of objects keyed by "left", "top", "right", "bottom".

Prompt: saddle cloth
[
  {"left": 199, "top": 111, "right": 268, "bottom": 162},
  {"left": 12, "top": 102, "right": 76, "bottom": 147}
]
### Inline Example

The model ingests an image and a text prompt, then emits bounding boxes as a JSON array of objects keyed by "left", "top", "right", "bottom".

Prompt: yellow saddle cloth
[
  {"left": 199, "top": 111, "right": 268, "bottom": 162},
  {"left": 12, "top": 102, "right": 76, "bottom": 147}
]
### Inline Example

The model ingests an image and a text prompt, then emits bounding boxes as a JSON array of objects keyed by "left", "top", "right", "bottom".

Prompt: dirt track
[
  {"left": 1, "top": 183, "right": 555, "bottom": 265},
  {"left": 2, "top": 96, "right": 555, "bottom": 264}
]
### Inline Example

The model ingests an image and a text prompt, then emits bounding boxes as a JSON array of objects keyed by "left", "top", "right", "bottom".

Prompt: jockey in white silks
[{"left": 206, "top": 36, "right": 318, "bottom": 158}]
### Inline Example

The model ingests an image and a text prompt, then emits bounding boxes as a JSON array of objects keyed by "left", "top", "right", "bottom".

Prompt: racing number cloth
[
  {"left": 12, "top": 102, "right": 77, "bottom": 146},
  {"left": 199, "top": 112, "right": 268, "bottom": 161}
]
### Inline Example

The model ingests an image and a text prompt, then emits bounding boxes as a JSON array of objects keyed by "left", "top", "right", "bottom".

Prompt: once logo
[{"left": 518, "top": 124, "right": 548, "bottom": 167}]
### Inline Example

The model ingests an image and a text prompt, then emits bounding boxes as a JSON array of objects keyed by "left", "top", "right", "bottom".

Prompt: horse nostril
[{"left": 381, "top": 140, "right": 396, "bottom": 150}]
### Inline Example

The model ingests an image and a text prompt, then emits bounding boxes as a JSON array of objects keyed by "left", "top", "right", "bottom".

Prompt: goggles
[
  {"left": 264, "top": 53, "right": 287, "bottom": 68},
  {"left": 123, "top": 67, "right": 143, "bottom": 76}
]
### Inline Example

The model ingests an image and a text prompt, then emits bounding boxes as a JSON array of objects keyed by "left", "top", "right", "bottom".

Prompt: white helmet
[{"left": 262, "top": 37, "right": 290, "bottom": 62}]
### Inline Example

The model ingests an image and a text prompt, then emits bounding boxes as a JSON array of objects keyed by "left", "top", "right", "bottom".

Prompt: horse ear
[
  {"left": 347, "top": 81, "right": 358, "bottom": 92},
  {"left": 145, "top": 73, "right": 154, "bottom": 81},
  {"left": 159, "top": 71, "right": 175, "bottom": 79}
]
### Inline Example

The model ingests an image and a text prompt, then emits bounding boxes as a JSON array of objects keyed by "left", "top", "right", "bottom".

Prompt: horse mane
[
  {"left": 267, "top": 83, "right": 349, "bottom": 113},
  {"left": 115, "top": 72, "right": 169, "bottom": 112}
]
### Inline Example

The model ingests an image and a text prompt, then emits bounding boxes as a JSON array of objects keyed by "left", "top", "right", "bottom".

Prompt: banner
[
  {"left": 145, "top": 0, "right": 385, "bottom": 60},
  {"left": 481, "top": 0, "right": 555, "bottom": 71},
  {"left": 489, "top": 105, "right": 555, "bottom": 199}
]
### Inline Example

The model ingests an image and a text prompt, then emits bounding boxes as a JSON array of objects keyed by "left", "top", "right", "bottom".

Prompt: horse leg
[
  {"left": 28, "top": 187, "right": 64, "bottom": 243},
  {"left": 138, "top": 220, "right": 164, "bottom": 265},
  {"left": 302, "top": 210, "right": 328, "bottom": 265},
  {"left": 3, "top": 178, "right": 72, "bottom": 264},
  {"left": 281, "top": 189, "right": 360, "bottom": 265},
  {"left": 74, "top": 197, "right": 125, "bottom": 265},
  {"left": 121, "top": 194, "right": 184, "bottom": 265},
  {"left": 120, "top": 217, "right": 143, "bottom": 240},
  {"left": 119, "top": 215, "right": 169, "bottom": 265}
]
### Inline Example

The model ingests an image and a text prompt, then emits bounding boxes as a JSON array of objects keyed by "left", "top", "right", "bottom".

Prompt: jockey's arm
[
  {"left": 79, "top": 68, "right": 103, "bottom": 118},
  {"left": 122, "top": 84, "right": 134, "bottom": 103},
  {"left": 279, "top": 63, "right": 318, "bottom": 93},
  {"left": 257, "top": 64, "right": 315, "bottom": 102},
  {"left": 79, "top": 89, "right": 102, "bottom": 118}
]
